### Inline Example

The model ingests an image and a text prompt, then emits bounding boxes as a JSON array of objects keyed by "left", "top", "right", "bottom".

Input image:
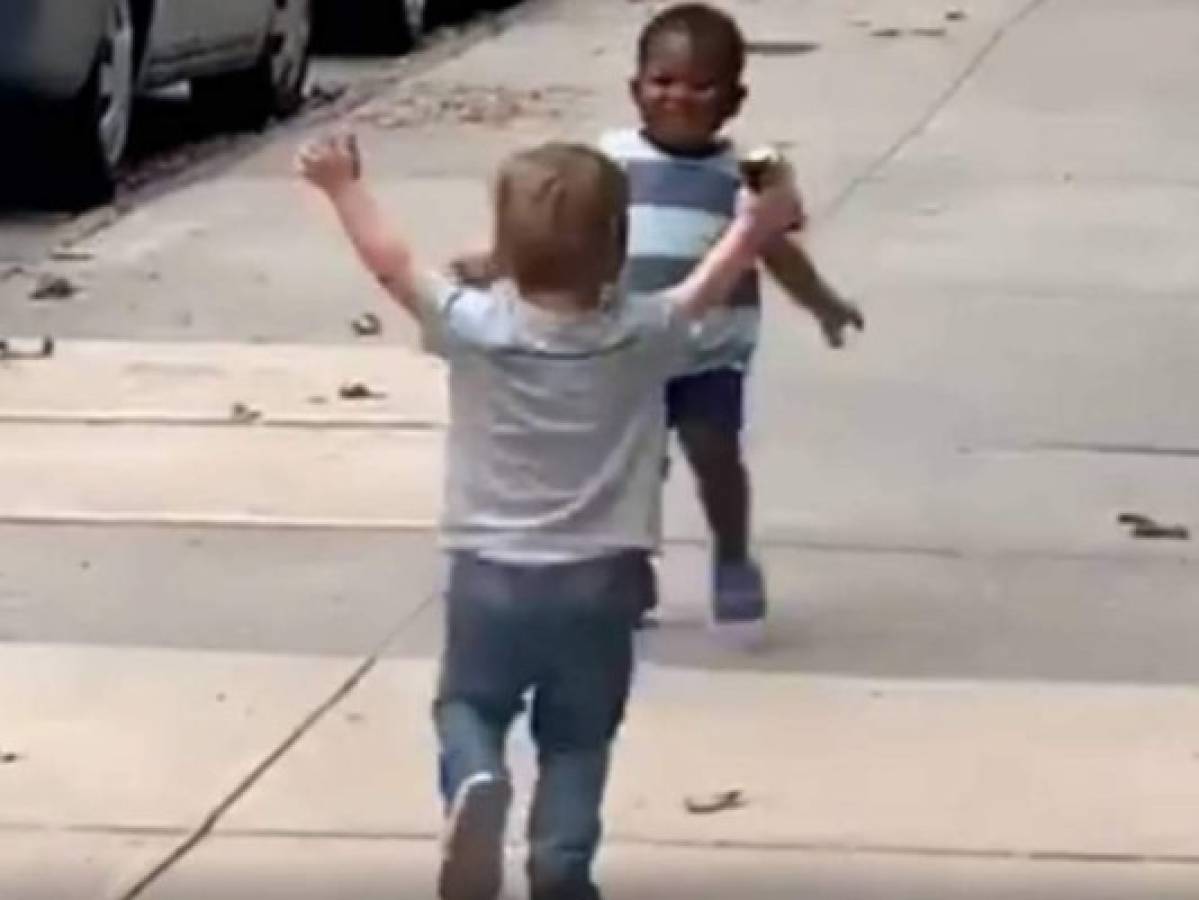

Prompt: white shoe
[{"left": 438, "top": 772, "right": 512, "bottom": 900}]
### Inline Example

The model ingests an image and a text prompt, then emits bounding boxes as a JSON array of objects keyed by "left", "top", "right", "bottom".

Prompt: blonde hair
[{"left": 493, "top": 143, "right": 628, "bottom": 301}]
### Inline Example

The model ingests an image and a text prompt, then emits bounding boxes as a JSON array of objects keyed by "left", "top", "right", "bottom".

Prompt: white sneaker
[{"left": 438, "top": 772, "right": 512, "bottom": 900}]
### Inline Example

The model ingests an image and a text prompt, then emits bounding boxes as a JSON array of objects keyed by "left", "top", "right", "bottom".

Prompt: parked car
[
  {"left": 313, "top": 0, "right": 520, "bottom": 55},
  {"left": 0, "top": 0, "right": 314, "bottom": 205}
]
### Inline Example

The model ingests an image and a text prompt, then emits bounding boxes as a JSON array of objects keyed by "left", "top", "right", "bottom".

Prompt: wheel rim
[
  {"left": 97, "top": 0, "right": 135, "bottom": 168},
  {"left": 271, "top": 0, "right": 312, "bottom": 101},
  {"left": 405, "top": 0, "right": 427, "bottom": 38}
]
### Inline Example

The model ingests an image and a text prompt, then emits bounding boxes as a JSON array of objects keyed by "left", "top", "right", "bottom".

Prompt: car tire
[
  {"left": 317, "top": 0, "right": 428, "bottom": 55},
  {"left": 38, "top": 0, "right": 137, "bottom": 208},
  {"left": 475, "top": 0, "right": 521, "bottom": 12},
  {"left": 192, "top": 0, "right": 313, "bottom": 131},
  {"left": 425, "top": 0, "right": 479, "bottom": 29}
]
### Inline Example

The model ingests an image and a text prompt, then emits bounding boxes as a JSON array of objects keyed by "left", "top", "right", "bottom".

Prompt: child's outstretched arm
[
  {"left": 763, "top": 237, "right": 864, "bottom": 348},
  {"left": 296, "top": 133, "right": 423, "bottom": 318},
  {"left": 666, "top": 181, "right": 802, "bottom": 321},
  {"left": 447, "top": 249, "right": 500, "bottom": 288}
]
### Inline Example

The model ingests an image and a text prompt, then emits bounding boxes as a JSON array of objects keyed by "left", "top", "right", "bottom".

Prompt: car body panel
[
  {"left": 0, "top": 0, "right": 279, "bottom": 102},
  {"left": 0, "top": 0, "right": 110, "bottom": 99},
  {"left": 140, "top": 0, "right": 274, "bottom": 86}
]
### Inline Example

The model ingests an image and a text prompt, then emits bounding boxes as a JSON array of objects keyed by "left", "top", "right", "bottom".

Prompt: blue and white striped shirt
[{"left": 599, "top": 128, "right": 761, "bottom": 375}]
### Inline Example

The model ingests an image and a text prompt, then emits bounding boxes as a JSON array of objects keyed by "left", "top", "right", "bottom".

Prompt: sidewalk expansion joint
[
  {"left": 820, "top": 0, "right": 1053, "bottom": 222},
  {"left": 4, "top": 513, "right": 1193, "bottom": 568},
  {"left": 608, "top": 835, "right": 1199, "bottom": 869},
  {"left": 10, "top": 820, "right": 1199, "bottom": 871},
  {"left": 0, "top": 413, "right": 443, "bottom": 431},
  {"left": 82, "top": 823, "right": 1199, "bottom": 871},
  {"left": 112, "top": 593, "right": 437, "bottom": 900},
  {"left": 0, "top": 821, "right": 190, "bottom": 838}
]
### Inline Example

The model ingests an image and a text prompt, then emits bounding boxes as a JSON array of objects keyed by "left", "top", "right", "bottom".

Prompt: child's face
[{"left": 631, "top": 31, "right": 745, "bottom": 153}]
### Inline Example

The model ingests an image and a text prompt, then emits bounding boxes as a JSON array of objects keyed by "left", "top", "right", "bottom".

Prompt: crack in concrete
[
  {"left": 1022, "top": 442, "right": 1199, "bottom": 459},
  {"left": 2, "top": 512, "right": 1195, "bottom": 567},
  {"left": 0, "top": 413, "right": 443, "bottom": 430},
  {"left": 609, "top": 834, "right": 1199, "bottom": 869},
  {"left": 0, "top": 822, "right": 190, "bottom": 837},
  {"left": 112, "top": 592, "right": 436, "bottom": 900},
  {"left": 9, "top": 816, "right": 1193, "bottom": 870},
  {"left": 18, "top": 819, "right": 1188, "bottom": 870},
  {"left": 819, "top": 0, "right": 1054, "bottom": 222}
]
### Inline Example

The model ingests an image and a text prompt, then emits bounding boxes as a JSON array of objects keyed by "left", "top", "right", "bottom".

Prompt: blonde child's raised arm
[{"left": 297, "top": 133, "right": 424, "bottom": 319}]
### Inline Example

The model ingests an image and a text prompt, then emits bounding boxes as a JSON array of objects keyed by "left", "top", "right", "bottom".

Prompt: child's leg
[
  {"left": 667, "top": 369, "right": 751, "bottom": 563},
  {"left": 435, "top": 552, "right": 532, "bottom": 801},
  {"left": 675, "top": 418, "right": 751, "bottom": 563},
  {"left": 524, "top": 553, "right": 647, "bottom": 900},
  {"left": 435, "top": 552, "right": 535, "bottom": 900},
  {"left": 667, "top": 370, "right": 767, "bottom": 645}
]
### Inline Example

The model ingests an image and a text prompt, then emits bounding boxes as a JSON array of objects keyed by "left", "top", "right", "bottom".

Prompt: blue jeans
[{"left": 434, "top": 551, "right": 651, "bottom": 900}]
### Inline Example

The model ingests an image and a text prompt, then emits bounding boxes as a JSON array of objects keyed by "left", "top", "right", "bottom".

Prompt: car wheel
[
  {"left": 425, "top": 0, "right": 479, "bottom": 29},
  {"left": 475, "top": 0, "right": 522, "bottom": 12},
  {"left": 192, "top": 0, "right": 313, "bottom": 130},
  {"left": 43, "top": 0, "right": 136, "bottom": 207},
  {"left": 322, "top": 0, "right": 427, "bottom": 55},
  {"left": 403, "top": 0, "right": 430, "bottom": 47}
]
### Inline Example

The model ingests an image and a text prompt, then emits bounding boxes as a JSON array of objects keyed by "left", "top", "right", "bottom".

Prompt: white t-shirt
[{"left": 417, "top": 274, "right": 693, "bottom": 562}]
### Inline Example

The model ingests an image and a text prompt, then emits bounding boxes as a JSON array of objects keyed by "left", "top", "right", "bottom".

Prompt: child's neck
[
  {"left": 640, "top": 128, "right": 727, "bottom": 159},
  {"left": 520, "top": 285, "right": 605, "bottom": 318}
]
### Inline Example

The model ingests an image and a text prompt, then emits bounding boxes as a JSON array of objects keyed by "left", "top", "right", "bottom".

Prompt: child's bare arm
[
  {"left": 763, "top": 237, "right": 864, "bottom": 348},
  {"left": 666, "top": 182, "right": 802, "bottom": 320},
  {"left": 296, "top": 134, "right": 424, "bottom": 318},
  {"left": 447, "top": 250, "right": 501, "bottom": 288}
]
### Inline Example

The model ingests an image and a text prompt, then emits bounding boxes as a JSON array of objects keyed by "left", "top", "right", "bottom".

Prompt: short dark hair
[
  {"left": 493, "top": 143, "right": 629, "bottom": 297},
  {"left": 637, "top": 3, "right": 746, "bottom": 78}
]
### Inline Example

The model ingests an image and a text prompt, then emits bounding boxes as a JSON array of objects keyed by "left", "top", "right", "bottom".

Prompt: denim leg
[
  {"left": 526, "top": 747, "right": 610, "bottom": 900},
  {"left": 434, "top": 553, "right": 533, "bottom": 807},
  {"left": 434, "top": 700, "right": 513, "bottom": 810},
  {"left": 524, "top": 553, "right": 646, "bottom": 900}
]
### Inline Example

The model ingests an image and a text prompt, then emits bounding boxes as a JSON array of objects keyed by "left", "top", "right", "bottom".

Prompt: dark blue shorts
[{"left": 666, "top": 368, "right": 745, "bottom": 434}]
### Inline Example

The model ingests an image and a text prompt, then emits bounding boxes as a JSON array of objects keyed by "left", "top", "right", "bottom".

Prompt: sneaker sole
[{"left": 439, "top": 775, "right": 512, "bottom": 900}]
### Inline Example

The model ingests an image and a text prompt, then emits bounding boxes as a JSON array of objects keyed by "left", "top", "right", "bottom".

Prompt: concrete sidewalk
[
  {"left": 7, "top": 835, "right": 1196, "bottom": 900},
  {"left": 6, "top": 338, "right": 1196, "bottom": 558},
  {"left": 7, "top": 635, "right": 1199, "bottom": 899},
  {"left": 0, "top": 340, "right": 446, "bottom": 526},
  {"left": 2, "top": 0, "right": 1198, "bottom": 897}
]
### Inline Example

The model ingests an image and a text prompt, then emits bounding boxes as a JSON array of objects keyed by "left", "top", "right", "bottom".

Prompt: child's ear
[{"left": 730, "top": 83, "right": 748, "bottom": 116}]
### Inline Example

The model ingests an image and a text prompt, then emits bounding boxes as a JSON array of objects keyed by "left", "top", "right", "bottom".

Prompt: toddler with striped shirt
[{"left": 603, "top": 3, "right": 863, "bottom": 647}]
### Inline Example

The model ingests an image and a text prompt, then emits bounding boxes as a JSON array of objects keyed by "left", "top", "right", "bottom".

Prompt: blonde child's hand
[{"left": 296, "top": 132, "right": 362, "bottom": 194}]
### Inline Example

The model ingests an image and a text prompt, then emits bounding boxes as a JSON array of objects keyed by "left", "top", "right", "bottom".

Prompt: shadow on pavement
[{"left": 6, "top": 524, "right": 1199, "bottom": 686}]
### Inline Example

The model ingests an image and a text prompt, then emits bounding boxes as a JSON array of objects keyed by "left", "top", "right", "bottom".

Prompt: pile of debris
[{"left": 355, "top": 82, "right": 589, "bottom": 130}]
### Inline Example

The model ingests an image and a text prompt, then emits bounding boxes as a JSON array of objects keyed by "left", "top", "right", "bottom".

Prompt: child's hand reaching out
[
  {"left": 295, "top": 131, "right": 421, "bottom": 317},
  {"left": 296, "top": 132, "right": 362, "bottom": 195},
  {"left": 811, "top": 290, "right": 865, "bottom": 349},
  {"left": 743, "top": 151, "right": 865, "bottom": 349}
]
